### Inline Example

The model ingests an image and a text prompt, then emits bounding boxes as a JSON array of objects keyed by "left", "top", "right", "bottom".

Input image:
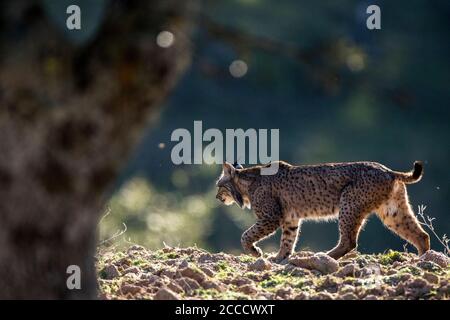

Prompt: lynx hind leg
[
  {"left": 377, "top": 183, "right": 430, "bottom": 255},
  {"left": 327, "top": 207, "right": 369, "bottom": 260},
  {"left": 241, "top": 219, "right": 279, "bottom": 257},
  {"left": 327, "top": 185, "right": 372, "bottom": 260}
]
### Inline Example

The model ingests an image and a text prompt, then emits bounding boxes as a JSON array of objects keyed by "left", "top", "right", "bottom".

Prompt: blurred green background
[{"left": 100, "top": 0, "right": 449, "bottom": 255}]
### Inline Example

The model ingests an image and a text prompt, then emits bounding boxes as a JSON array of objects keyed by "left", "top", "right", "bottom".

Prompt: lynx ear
[{"left": 222, "top": 162, "right": 235, "bottom": 176}]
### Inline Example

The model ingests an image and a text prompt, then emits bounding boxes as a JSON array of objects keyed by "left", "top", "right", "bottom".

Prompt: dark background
[{"left": 100, "top": 0, "right": 450, "bottom": 255}]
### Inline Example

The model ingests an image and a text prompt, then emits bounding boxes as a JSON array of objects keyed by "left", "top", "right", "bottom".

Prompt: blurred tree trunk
[{"left": 0, "top": 0, "right": 196, "bottom": 299}]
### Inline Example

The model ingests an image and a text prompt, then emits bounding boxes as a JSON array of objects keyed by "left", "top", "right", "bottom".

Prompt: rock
[
  {"left": 238, "top": 284, "right": 258, "bottom": 295},
  {"left": 140, "top": 273, "right": 160, "bottom": 282},
  {"left": 127, "top": 245, "right": 146, "bottom": 252},
  {"left": 202, "top": 280, "right": 225, "bottom": 292},
  {"left": 406, "top": 278, "right": 431, "bottom": 290},
  {"left": 198, "top": 253, "right": 215, "bottom": 263},
  {"left": 293, "top": 292, "right": 310, "bottom": 300},
  {"left": 167, "top": 281, "right": 184, "bottom": 294},
  {"left": 363, "top": 295, "right": 378, "bottom": 300},
  {"left": 335, "top": 263, "right": 359, "bottom": 278},
  {"left": 248, "top": 258, "right": 272, "bottom": 271},
  {"left": 437, "top": 284, "right": 450, "bottom": 296},
  {"left": 178, "top": 260, "right": 189, "bottom": 269},
  {"left": 162, "top": 246, "right": 173, "bottom": 253},
  {"left": 422, "top": 272, "right": 439, "bottom": 284},
  {"left": 176, "top": 277, "right": 201, "bottom": 295},
  {"left": 275, "top": 287, "right": 292, "bottom": 299},
  {"left": 101, "top": 264, "right": 120, "bottom": 280},
  {"left": 386, "top": 269, "right": 397, "bottom": 276},
  {"left": 359, "top": 264, "right": 381, "bottom": 277},
  {"left": 420, "top": 250, "right": 449, "bottom": 268},
  {"left": 200, "top": 266, "right": 215, "bottom": 277},
  {"left": 289, "top": 253, "right": 338, "bottom": 274},
  {"left": 338, "top": 284, "right": 355, "bottom": 294},
  {"left": 116, "top": 257, "right": 132, "bottom": 268},
  {"left": 120, "top": 284, "right": 143, "bottom": 295},
  {"left": 340, "top": 293, "right": 358, "bottom": 300},
  {"left": 230, "top": 277, "right": 252, "bottom": 287},
  {"left": 417, "top": 260, "right": 442, "bottom": 272},
  {"left": 402, "top": 278, "right": 432, "bottom": 298},
  {"left": 400, "top": 274, "right": 412, "bottom": 282},
  {"left": 310, "top": 292, "right": 334, "bottom": 300},
  {"left": 282, "top": 264, "right": 312, "bottom": 277},
  {"left": 318, "top": 276, "right": 341, "bottom": 293},
  {"left": 179, "top": 266, "right": 208, "bottom": 284},
  {"left": 160, "top": 268, "right": 179, "bottom": 279},
  {"left": 123, "top": 266, "right": 140, "bottom": 275},
  {"left": 154, "top": 287, "right": 180, "bottom": 300}
]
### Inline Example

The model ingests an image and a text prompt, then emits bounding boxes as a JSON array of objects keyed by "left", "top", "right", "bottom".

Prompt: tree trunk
[{"left": 0, "top": 0, "right": 196, "bottom": 299}]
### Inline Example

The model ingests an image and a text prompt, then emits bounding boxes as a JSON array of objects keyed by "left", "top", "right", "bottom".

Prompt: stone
[
  {"left": 120, "top": 284, "right": 143, "bottom": 295},
  {"left": 202, "top": 280, "right": 225, "bottom": 292},
  {"left": 275, "top": 287, "right": 292, "bottom": 299},
  {"left": 167, "top": 281, "right": 184, "bottom": 294},
  {"left": 422, "top": 272, "right": 439, "bottom": 284},
  {"left": 340, "top": 292, "right": 358, "bottom": 300},
  {"left": 123, "top": 266, "right": 140, "bottom": 275},
  {"left": 238, "top": 284, "right": 258, "bottom": 295},
  {"left": 199, "top": 266, "right": 215, "bottom": 277},
  {"left": 154, "top": 287, "right": 180, "bottom": 300},
  {"left": 230, "top": 277, "right": 252, "bottom": 287},
  {"left": 179, "top": 266, "right": 208, "bottom": 284},
  {"left": 335, "top": 263, "right": 359, "bottom": 278},
  {"left": 127, "top": 245, "right": 146, "bottom": 252},
  {"left": 248, "top": 258, "right": 272, "bottom": 271},
  {"left": 289, "top": 253, "right": 338, "bottom": 274},
  {"left": 420, "top": 250, "right": 448, "bottom": 268},
  {"left": 176, "top": 277, "right": 201, "bottom": 295},
  {"left": 101, "top": 264, "right": 120, "bottom": 280}
]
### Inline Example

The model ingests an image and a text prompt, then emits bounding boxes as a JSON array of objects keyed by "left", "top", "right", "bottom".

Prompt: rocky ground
[{"left": 97, "top": 245, "right": 449, "bottom": 300}]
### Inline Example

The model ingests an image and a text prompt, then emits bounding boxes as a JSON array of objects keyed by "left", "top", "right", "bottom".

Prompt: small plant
[
  {"left": 417, "top": 205, "right": 449, "bottom": 256},
  {"left": 379, "top": 250, "right": 404, "bottom": 265}
]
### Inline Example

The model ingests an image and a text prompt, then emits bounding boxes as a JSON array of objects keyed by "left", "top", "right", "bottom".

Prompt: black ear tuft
[{"left": 233, "top": 161, "right": 243, "bottom": 170}]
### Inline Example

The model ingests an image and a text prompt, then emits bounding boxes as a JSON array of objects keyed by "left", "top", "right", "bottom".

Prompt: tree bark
[{"left": 0, "top": 0, "right": 196, "bottom": 298}]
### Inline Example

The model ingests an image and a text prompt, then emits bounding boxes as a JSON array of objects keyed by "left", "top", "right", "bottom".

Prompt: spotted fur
[{"left": 216, "top": 160, "right": 430, "bottom": 262}]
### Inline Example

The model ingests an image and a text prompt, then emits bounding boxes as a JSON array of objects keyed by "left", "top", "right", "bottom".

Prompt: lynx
[{"left": 216, "top": 161, "right": 430, "bottom": 262}]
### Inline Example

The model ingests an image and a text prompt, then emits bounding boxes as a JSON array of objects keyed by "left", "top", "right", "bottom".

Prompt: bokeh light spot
[
  {"left": 229, "top": 60, "right": 248, "bottom": 78},
  {"left": 346, "top": 52, "right": 365, "bottom": 72},
  {"left": 156, "top": 31, "right": 174, "bottom": 48}
]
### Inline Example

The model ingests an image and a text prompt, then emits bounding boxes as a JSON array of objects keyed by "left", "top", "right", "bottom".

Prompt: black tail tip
[{"left": 413, "top": 161, "right": 424, "bottom": 179}]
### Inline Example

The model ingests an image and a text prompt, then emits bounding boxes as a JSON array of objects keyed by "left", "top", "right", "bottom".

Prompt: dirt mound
[{"left": 97, "top": 245, "right": 449, "bottom": 300}]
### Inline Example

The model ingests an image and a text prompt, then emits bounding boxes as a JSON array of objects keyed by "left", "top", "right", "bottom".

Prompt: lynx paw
[
  {"left": 268, "top": 253, "right": 289, "bottom": 264},
  {"left": 249, "top": 246, "right": 263, "bottom": 257}
]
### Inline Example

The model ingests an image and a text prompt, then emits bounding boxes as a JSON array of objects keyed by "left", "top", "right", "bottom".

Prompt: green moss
[
  {"left": 260, "top": 274, "right": 291, "bottom": 289},
  {"left": 194, "top": 288, "right": 221, "bottom": 299},
  {"left": 98, "top": 279, "right": 121, "bottom": 295},
  {"left": 215, "top": 261, "right": 236, "bottom": 279},
  {"left": 216, "top": 261, "right": 229, "bottom": 271},
  {"left": 383, "top": 274, "right": 402, "bottom": 286},
  {"left": 99, "top": 269, "right": 108, "bottom": 279},
  {"left": 379, "top": 250, "right": 405, "bottom": 265},
  {"left": 132, "top": 258, "right": 148, "bottom": 266},
  {"left": 398, "top": 265, "right": 422, "bottom": 276},
  {"left": 152, "top": 249, "right": 180, "bottom": 260},
  {"left": 238, "top": 255, "right": 255, "bottom": 263}
]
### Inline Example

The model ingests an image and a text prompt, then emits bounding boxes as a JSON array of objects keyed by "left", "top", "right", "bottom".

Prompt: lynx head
[{"left": 215, "top": 162, "right": 244, "bottom": 208}]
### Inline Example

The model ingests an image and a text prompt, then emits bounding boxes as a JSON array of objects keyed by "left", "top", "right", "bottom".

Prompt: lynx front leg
[
  {"left": 272, "top": 218, "right": 301, "bottom": 263},
  {"left": 241, "top": 219, "right": 279, "bottom": 257}
]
